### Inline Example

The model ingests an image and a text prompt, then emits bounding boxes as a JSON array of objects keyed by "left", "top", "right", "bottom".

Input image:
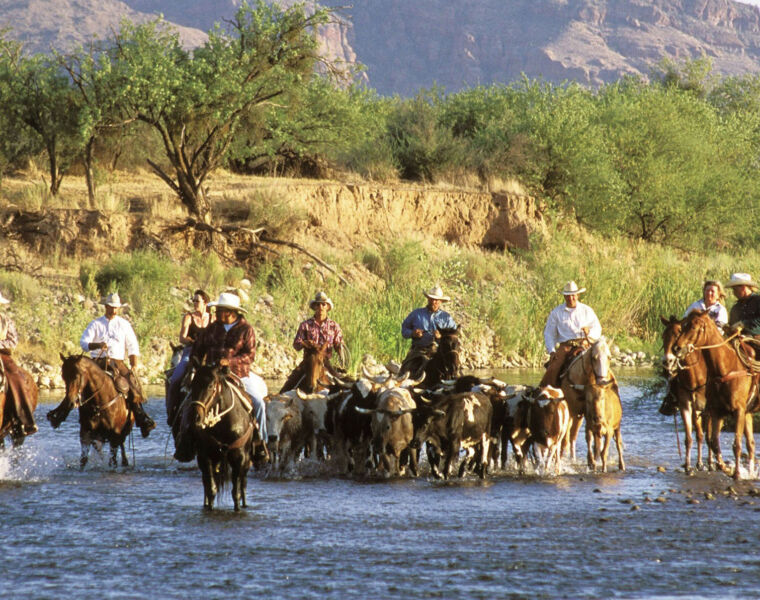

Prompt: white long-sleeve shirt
[
  {"left": 80, "top": 315, "right": 140, "bottom": 360},
  {"left": 683, "top": 299, "right": 728, "bottom": 326},
  {"left": 543, "top": 302, "right": 602, "bottom": 353}
]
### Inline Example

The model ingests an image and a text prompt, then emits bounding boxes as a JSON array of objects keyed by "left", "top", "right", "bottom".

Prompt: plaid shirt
[
  {"left": 0, "top": 314, "right": 18, "bottom": 352},
  {"left": 293, "top": 317, "right": 343, "bottom": 358},
  {"left": 191, "top": 318, "right": 256, "bottom": 379}
]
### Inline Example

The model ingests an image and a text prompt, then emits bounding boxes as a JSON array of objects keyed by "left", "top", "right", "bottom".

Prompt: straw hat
[
  {"left": 0, "top": 290, "right": 9, "bottom": 305},
  {"left": 208, "top": 291, "right": 247, "bottom": 314},
  {"left": 100, "top": 292, "right": 127, "bottom": 308},
  {"left": 309, "top": 291, "right": 334, "bottom": 311},
  {"left": 560, "top": 281, "right": 586, "bottom": 295},
  {"left": 424, "top": 285, "right": 450, "bottom": 302},
  {"left": 726, "top": 273, "right": 759, "bottom": 289}
]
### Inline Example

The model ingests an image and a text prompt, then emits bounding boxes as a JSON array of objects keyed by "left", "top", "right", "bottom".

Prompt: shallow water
[{"left": 3, "top": 370, "right": 760, "bottom": 599}]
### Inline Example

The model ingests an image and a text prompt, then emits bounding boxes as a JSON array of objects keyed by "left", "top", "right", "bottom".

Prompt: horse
[
  {"left": 279, "top": 343, "right": 332, "bottom": 394},
  {"left": 0, "top": 357, "right": 39, "bottom": 448},
  {"left": 584, "top": 372, "right": 625, "bottom": 473},
  {"left": 660, "top": 315, "right": 711, "bottom": 472},
  {"left": 188, "top": 364, "right": 257, "bottom": 511},
  {"left": 47, "top": 354, "right": 133, "bottom": 469},
  {"left": 674, "top": 310, "right": 758, "bottom": 479},
  {"left": 399, "top": 327, "right": 461, "bottom": 388},
  {"left": 557, "top": 336, "right": 613, "bottom": 460}
]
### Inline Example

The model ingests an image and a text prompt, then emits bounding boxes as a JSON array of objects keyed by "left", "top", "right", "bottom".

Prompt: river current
[{"left": 2, "top": 370, "right": 760, "bottom": 599}]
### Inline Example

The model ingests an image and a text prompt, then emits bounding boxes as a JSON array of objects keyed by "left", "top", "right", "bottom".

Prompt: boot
[
  {"left": 131, "top": 401, "right": 156, "bottom": 438},
  {"left": 173, "top": 430, "right": 195, "bottom": 462}
]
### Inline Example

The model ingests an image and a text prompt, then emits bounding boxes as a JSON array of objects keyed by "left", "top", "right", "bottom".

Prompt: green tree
[
  {"left": 110, "top": 0, "right": 333, "bottom": 223},
  {"left": 0, "top": 35, "right": 80, "bottom": 195}
]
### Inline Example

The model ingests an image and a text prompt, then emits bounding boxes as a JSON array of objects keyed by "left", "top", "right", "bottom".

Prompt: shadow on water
[{"left": 4, "top": 369, "right": 760, "bottom": 599}]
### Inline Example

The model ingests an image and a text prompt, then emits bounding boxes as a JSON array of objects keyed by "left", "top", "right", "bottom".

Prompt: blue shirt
[{"left": 401, "top": 307, "right": 457, "bottom": 348}]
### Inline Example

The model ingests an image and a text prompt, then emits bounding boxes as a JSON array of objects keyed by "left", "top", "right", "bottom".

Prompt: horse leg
[
  {"left": 80, "top": 432, "right": 92, "bottom": 470},
  {"left": 694, "top": 409, "right": 705, "bottom": 471},
  {"left": 585, "top": 423, "right": 595, "bottom": 471},
  {"left": 600, "top": 431, "right": 612, "bottom": 473},
  {"left": 733, "top": 408, "right": 746, "bottom": 480},
  {"left": 120, "top": 443, "right": 129, "bottom": 467},
  {"left": 568, "top": 416, "right": 583, "bottom": 462},
  {"left": 680, "top": 404, "right": 693, "bottom": 473},
  {"left": 708, "top": 413, "right": 725, "bottom": 473},
  {"left": 109, "top": 445, "right": 118, "bottom": 468},
  {"left": 230, "top": 452, "right": 244, "bottom": 512},
  {"left": 615, "top": 427, "right": 626, "bottom": 471},
  {"left": 198, "top": 454, "right": 216, "bottom": 510},
  {"left": 745, "top": 413, "right": 756, "bottom": 478}
]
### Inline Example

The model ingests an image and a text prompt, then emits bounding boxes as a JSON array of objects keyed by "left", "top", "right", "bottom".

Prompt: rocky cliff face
[{"left": 4, "top": 0, "right": 760, "bottom": 92}]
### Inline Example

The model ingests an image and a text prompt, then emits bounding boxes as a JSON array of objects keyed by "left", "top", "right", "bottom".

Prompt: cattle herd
[{"left": 264, "top": 365, "right": 625, "bottom": 479}]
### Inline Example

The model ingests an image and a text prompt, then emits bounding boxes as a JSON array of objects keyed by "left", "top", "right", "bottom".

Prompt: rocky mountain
[{"left": 4, "top": 0, "right": 760, "bottom": 93}]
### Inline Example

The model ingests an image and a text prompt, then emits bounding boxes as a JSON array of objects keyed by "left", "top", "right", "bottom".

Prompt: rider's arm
[
  {"left": 332, "top": 321, "right": 344, "bottom": 350},
  {"left": 178, "top": 313, "right": 194, "bottom": 346},
  {"left": 401, "top": 310, "right": 417, "bottom": 339},
  {"left": 228, "top": 327, "right": 256, "bottom": 374},
  {"left": 124, "top": 321, "right": 140, "bottom": 359},
  {"left": 543, "top": 309, "right": 558, "bottom": 354},
  {"left": 586, "top": 308, "right": 602, "bottom": 340},
  {"left": 293, "top": 320, "right": 309, "bottom": 351},
  {"left": 0, "top": 317, "right": 17, "bottom": 351},
  {"left": 80, "top": 318, "right": 101, "bottom": 353}
]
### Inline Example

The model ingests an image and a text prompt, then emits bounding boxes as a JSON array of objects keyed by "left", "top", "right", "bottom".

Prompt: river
[{"left": 2, "top": 369, "right": 760, "bottom": 599}]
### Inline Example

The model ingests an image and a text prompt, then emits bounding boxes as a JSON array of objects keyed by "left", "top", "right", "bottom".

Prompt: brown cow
[
  {"left": 584, "top": 376, "right": 625, "bottom": 473},
  {"left": 511, "top": 386, "right": 570, "bottom": 475}
]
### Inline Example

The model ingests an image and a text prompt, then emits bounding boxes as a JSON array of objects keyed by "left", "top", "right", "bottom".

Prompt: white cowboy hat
[
  {"left": 560, "top": 281, "right": 586, "bottom": 295},
  {"left": 726, "top": 273, "right": 759, "bottom": 289},
  {"left": 0, "top": 290, "right": 9, "bottom": 304},
  {"left": 99, "top": 292, "right": 127, "bottom": 308},
  {"left": 209, "top": 291, "right": 247, "bottom": 313},
  {"left": 424, "top": 285, "right": 450, "bottom": 302},
  {"left": 309, "top": 291, "right": 334, "bottom": 311}
]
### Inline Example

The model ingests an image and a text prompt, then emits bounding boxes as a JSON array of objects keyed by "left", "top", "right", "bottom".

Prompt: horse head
[
  {"left": 301, "top": 343, "right": 330, "bottom": 393},
  {"left": 673, "top": 310, "right": 713, "bottom": 360},
  {"left": 189, "top": 363, "right": 226, "bottom": 427},
  {"left": 60, "top": 354, "right": 87, "bottom": 406},
  {"left": 660, "top": 315, "right": 682, "bottom": 373},
  {"left": 590, "top": 336, "right": 612, "bottom": 383},
  {"left": 436, "top": 327, "right": 461, "bottom": 378}
]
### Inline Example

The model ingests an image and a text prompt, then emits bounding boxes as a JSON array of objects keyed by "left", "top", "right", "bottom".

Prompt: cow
[
  {"left": 510, "top": 386, "right": 570, "bottom": 475},
  {"left": 421, "top": 389, "right": 494, "bottom": 480},
  {"left": 295, "top": 388, "right": 337, "bottom": 460},
  {"left": 265, "top": 394, "right": 306, "bottom": 474},
  {"left": 585, "top": 377, "right": 625, "bottom": 473}
]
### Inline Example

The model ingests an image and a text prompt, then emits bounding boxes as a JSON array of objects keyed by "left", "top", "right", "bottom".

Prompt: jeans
[
  {"left": 240, "top": 373, "right": 268, "bottom": 442},
  {"left": 169, "top": 346, "right": 192, "bottom": 386}
]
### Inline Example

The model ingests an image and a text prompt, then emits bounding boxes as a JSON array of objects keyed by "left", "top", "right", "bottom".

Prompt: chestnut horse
[
  {"left": 660, "top": 315, "right": 711, "bottom": 472},
  {"left": 674, "top": 311, "right": 758, "bottom": 479},
  {"left": 0, "top": 357, "right": 39, "bottom": 448},
  {"left": 47, "top": 354, "right": 133, "bottom": 469},
  {"left": 280, "top": 343, "right": 331, "bottom": 394},
  {"left": 558, "top": 337, "right": 613, "bottom": 460},
  {"left": 189, "top": 364, "right": 257, "bottom": 511}
]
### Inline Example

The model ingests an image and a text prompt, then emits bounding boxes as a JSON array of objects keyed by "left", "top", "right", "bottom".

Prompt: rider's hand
[
  {"left": 433, "top": 330, "right": 441, "bottom": 340},
  {"left": 413, "top": 329, "right": 424, "bottom": 339},
  {"left": 219, "top": 358, "right": 230, "bottom": 366}
]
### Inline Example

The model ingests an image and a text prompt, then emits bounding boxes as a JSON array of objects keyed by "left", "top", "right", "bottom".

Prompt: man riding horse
[
  {"left": 726, "top": 272, "right": 760, "bottom": 337},
  {"left": 79, "top": 292, "right": 156, "bottom": 437},
  {"left": 0, "top": 290, "right": 38, "bottom": 436},
  {"left": 400, "top": 285, "right": 457, "bottom": 378},
  {"left": 540, "top": 281, "right": 602, "bottom": 389},
  {"left": 280, "top": 291, "right": 344, "bottom": 393},
  {"left": 174, "top": 291, "right": 268, "bottom": 462}
]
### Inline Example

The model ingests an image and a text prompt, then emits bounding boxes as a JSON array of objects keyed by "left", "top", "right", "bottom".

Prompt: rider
[
  {"left": 726, "top": 272, "right": 760, "bottom": 336},
  {"left": 684, "top": 280, "right": 728, "bottom": 327},
  {"left": 79, "top": 292, "right": 156, "bottom": 437},
  {"left": 0, "top": 290, "right": 38, "bottom": 435},
  {"left": 174, "top": 291, "right": 267, "bottom": 462},
  {"left": 400, "top": 285, "right": 457, "bottom": 375},
  {"left": 166, "top": 289, "right": 212, "bottom": 426},
  {"left": 540, "top": 281, "right": 602, "bottom": 389},
  {"left": 280, "top": 291, "right": 344, "bottom": 392}
]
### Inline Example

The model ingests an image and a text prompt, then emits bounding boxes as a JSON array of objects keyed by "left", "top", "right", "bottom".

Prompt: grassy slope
[{"left": 1, "top": 171, "right": 756, "bottom": 378}]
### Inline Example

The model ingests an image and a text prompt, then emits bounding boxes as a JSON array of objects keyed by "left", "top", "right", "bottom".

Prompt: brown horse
[
  {"left": 279, "top": 343, "right": 331, "bottom": 394},
  {"left": 558, "top": 337, "right": 613, "bottom": 460},
  {"left": 47, "top": 354, "right": 134, "bottom": 469},
  {"left": 584, "top": 373, "right": 625, "bottom": 473},
  {"left": 660, "top": 315, "right": 711, "bottom": 472},
  {"left": 188, "top": 364, "right": 257, "bottom": 511},
  {"left": 674, "top": 311, "right": 758, "bottom": 479},
  {"left": 0, "top": 355, "right": 39, "bottom": 448}
]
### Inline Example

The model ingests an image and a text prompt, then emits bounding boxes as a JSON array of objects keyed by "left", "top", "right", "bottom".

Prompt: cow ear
[
  {"left": 659, "top": 315, "right": 669, "bottom": 326},
  {"left": 60, "top": 351, "right": 66, "bottom": 362}
]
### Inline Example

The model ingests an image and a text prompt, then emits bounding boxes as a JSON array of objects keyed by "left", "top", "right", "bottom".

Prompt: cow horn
[
  {"left": 327, "top": 372, "right": 353, "bottom": 388},
  {"left": 441, "top": 379, "right": 457, "bottom": 386},
  {"left": 361, "top": 365, "right": 376, "bottom": 379},
  {"left": 354, "top": 406, "right": 377, "bottom": 414},
  {"left": 295, "top": 388, "right": 309, "bottom": 400},
  {"left": 404, "top": 372, "right": 425, "bottom": 387}
]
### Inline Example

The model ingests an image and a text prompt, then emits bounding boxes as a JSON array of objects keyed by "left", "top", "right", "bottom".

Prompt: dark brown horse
[
  {"left": 0, "top": 356, "right": 39, "bottom": 448},
  {"left": 47, "top": 354, "right": 133, "bottom": 469},
  {"left": 280, "top": 343, "right": 331, "bottom": 394},
  {"left": 660, "top": 315, "right": 711, "bottom": 472},
  {"left": 188, "top": 364, "right": 257, "bottom": 511},
  {"left": 399, "top": 327, "right": 461, "bottom": 388},
  {"left": 674, "top": 311, "right": 758, "bottom": 479}
]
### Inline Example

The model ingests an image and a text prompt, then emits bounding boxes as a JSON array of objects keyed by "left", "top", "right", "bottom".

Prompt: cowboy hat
[
  {"left": 208, "top": 291, "right": 247, "bottom": 313},
  {"left": 424, "top": 285, "right": 450, "bottom": 302},
  {"left": 725, "top": 273, "right": 759, "bottom": 289},
  {"left": 99, "top": 292, "right": 127, "bottom": 308},
  {"left": 309, "top": 291, "right": 334, "bottom": 311},
  {"left": 560, "top": 281, "right": 586, "bottom": 295},
  {"left": 0, "top": 290, "right": 9, "bottom": 304}
]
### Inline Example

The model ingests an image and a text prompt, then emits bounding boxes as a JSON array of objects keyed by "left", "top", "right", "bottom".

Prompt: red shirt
[
  {"left": 293, "top": 317, "right": 343, "bottom": 358},
  {"left": 191, "top": 318, "right": 256, "bottom": 378}
]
